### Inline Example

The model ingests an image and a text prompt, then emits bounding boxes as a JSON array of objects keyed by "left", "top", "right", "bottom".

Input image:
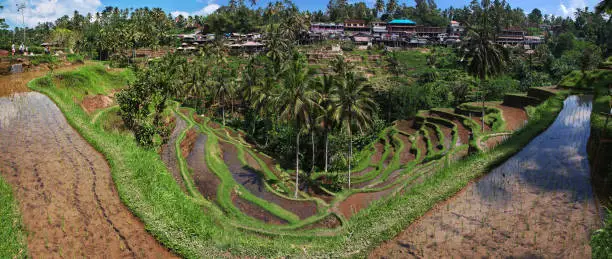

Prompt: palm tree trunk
[
  {"left": 481, "top": 81, "right": 485, "bottom": 133},
  {"left": 295, "top": 130, "right": 300, "bottom": 198},
  {"left": 324, "top": 128, "right": 329, "bottom": 173},
  {"left": 348, "top": 119, "right": 353, "bottom": 189},
  {"left": 311, "top": 129, "right": 315, "bottom": 173}
]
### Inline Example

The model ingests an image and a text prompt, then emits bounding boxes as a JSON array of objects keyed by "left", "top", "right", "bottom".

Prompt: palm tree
[
  {"left": 277, "top": 54, "right": 319, "bottom": 198},
  {"left": 596, "top": 0, "right": 612, "bottom": 15},
  {"left": 211, "top": 69, "right": 235, "bottom": 126},
  {"left": 461, "top": 0, "right": 507, "bottom": 132},
  {"left": 315, "top": 75, "right": 336, "bottom": 174},
  {"left": 330, "top": 55, "right": 354, "bottom": 79},
  {"left": 331, "top": 72, "right": 377, "bottom": 189}
]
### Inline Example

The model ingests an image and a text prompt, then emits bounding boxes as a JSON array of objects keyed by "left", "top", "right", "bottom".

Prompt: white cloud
[
  {"left": 172, "top": 0, "right": 220, "bottom": 18},
  {"left": 170, "top": 11, "right": 191, "bottom": 18},
  {"left": 1, "top": 0, "right": 102, "bottom": 27},
  {"left": 558, "top": 0, "right": 587, "bottom": 17},
  {"left": 193, "top": 4, "right": 220, "bottom": 16}
]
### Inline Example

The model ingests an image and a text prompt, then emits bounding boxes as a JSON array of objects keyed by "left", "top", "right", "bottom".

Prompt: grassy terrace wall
[
  {"left": 0, "top": 176, "right": 27, "bottom": 258},
  {"left": 29, "top": 64, "right": 569, "bottom": 258}
]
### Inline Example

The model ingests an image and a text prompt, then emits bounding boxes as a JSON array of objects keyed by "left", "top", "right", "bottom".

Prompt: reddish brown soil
[
  {"left": 353, "top": 167, "right": 376, "bottom": 178},
  {"left": 219, "top": 141, "right": 318, "bottom": 220},
  {"left": 338, "top": 186, "right": 398, "bottom": 220},
  {"left": 437, "top": 124, "right": 454, "bottom": 149},
  {"left": 416, "top": 136, "right": 427, "bottom": 159},
  {"left": 299, "top": 214, "right": 341, "bottom": 230},
  {"left": 484, "top": 135, "right": 510, "bottom": 150},
  {"left": 471, "top": 116, "right": 492, "bottom": 132},
  {"left": 81, "top": 94, "right": 113, "bottom": 114},
  {"left": 429, "top": 113, "right": 471, "bottom": 146},
  {"left": 180, "top": 128, "right": 198, "bottom": 158},
  {"left": 493, "top": 104, "right": 528, "bottom": 131},
  {"left": 425, "top": 125, "right": 442, "bottom": 152},
  {"left": 0, "top": 91, "right": 175, "bottom": 258},
  {"left": 370, "top": 141, "right": 385, "bottom": 165},
  {"left": 192, "top": 113, "right": 204, "bottom": 124},
  {"left": 396, "top": 119, "right": 418, "bottom": 135},
  {"left": 397, "top": 134, "right": 416, "bottom": 164},
  {"left": 208, "top": 120, "right": 221, "bottom": 129},
  {"left": 231, "top": 193, "right": 287, "bottom": 225},
  {"left": 186, "top": 134, "right": 221, "bottom": 202}
]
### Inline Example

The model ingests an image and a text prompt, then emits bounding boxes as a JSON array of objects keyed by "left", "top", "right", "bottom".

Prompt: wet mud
[
  {"left": 219, "top": 141, "right": 317, "bottom": 220},
  {"left": 186, "top": 133, "right": 221, "bottom": 202},
  {"left": 0, "top": 92, "right": 175, "bottom": 258},
  {"left": 159, "top": 117, "right": 187, "bottom": 193},
  {"left": 370, "top": 96, "right": 602, "bottom": 258}
]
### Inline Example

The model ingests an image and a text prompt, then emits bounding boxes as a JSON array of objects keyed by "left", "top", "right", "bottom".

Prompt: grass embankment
[
  {"left": 30, "top": 64, "right": 569, "bottom": 257},
  {"left": 0, "top": 176, "right": 27, "bottom": 258},
  {"left": 582, "top": 68, "right": 612, "bottom": 259}
]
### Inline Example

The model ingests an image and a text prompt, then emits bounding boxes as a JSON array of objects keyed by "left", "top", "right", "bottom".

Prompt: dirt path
[
  {"left": 370, "top": 95, "right": 602, "bottom": 258},
  {"left": 0, "top": 74, "right": 175, "bottom": 257}
]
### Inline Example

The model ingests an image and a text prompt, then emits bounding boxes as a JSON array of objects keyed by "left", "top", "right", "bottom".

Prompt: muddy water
[
  {"left": 370, "top": 95, "right": 602, "bottom": 258},
  {"left": 186, "top": 133, "right": 221, "bottom": 202},
  {"left": 219, "top": 141, "right": 318, "bottom": 219},
  {"left": 0, "top": 82, "right": 175, "bottom": 257},
  {"left": 160, "top": 117, "right": 187, "bottom": 193}
]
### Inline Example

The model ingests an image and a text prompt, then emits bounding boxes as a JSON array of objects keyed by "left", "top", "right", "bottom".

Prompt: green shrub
[
  {"left": 67, "top": 54, "right": 85, "bottom": 63},
  {"left": 591, "top": 210, "right": 612, "bottom": 259}
]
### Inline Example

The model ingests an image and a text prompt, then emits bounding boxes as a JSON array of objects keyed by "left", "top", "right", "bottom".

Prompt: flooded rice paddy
[
  {"left": 371, "top": 95, "right": 603, "bottom": 258},
  {"left": 0, "top": 72, "right": 175, "bottom": 258}
]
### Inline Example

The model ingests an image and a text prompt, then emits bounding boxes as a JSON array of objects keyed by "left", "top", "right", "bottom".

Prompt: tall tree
[
  {"left": 375, "top": 0, "right": 385, "bottom": 17},
  {"left": 315, "top": 75, "right": 336, "bottom": 174},
  {"left": 331, "top": 72, "right": 376, "bottom": 189},
  {"left": 461, "top": 0, "right": 508, "bottom": 133},
  {"left": 277, "top": 53, "right": 318, "bottom": 198}
]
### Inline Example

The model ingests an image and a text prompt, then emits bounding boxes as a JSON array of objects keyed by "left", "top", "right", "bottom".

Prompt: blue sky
[{"left": 0, "top": 0, "right": 599, "bottom": 28}]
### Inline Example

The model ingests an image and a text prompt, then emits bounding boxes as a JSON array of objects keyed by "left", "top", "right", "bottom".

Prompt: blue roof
[{"left": 388, "top": 19, "right": 416, "bottom": 25}]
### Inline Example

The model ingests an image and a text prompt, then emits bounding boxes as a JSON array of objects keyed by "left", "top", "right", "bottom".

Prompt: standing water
[
  {"left": 0, "top": 71, "right": 175, "bottom": 258},
  {"left": 371, "top": 95, "right": 603, "bottom": 258}
]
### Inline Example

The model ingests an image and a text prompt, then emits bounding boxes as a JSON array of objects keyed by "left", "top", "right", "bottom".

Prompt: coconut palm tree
[
  {"left": 461, "top": 0, "right": 507, "bottom": 132},
  {"left": 211, "top": 68, "right": 236, "bottom": 126},
  {"left": 315, "top": 74, "right": 336, "bottom": 174},
  {"left": 277, "top": 54, "right": 319, "bottom": 198},
  {"left": 596, "top": 0, "right": 612, "bottom": 15},
  {"left": 331, "top": 72, "right": 377, "bottom": 189}
]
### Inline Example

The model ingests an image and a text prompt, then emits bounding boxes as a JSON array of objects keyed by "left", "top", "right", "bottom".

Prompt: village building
[
  {"left": 343, "top": 19, "right": 369, "bottom": 35},
  {"left": 449, "top": 20, "right": 464, "bottom": 35},
  {"left": 496, "top": 28, "right": 526, "bottom": 45},
  {"left": 387, "top": 19, "right": 417, "bottom": 37}
]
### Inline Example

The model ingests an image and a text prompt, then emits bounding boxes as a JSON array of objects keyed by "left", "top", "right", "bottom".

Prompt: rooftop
[{"left": 388, "top": 19, "right": 416, "bottom": 25}]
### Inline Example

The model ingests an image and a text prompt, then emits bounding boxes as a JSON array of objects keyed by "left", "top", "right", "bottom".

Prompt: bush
[
  {"left": 591, "top": 210, "right": 612, "bottom": 259},
  {"left": 67, "top": 54, "right": 85, "bottom": 63},
  {"left": 28, "top": 55, "right": 58, "bottom": 66}
]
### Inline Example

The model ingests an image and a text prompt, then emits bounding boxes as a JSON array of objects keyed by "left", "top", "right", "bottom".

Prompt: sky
[{"left": 0, "top": 0, "right": 599, "bottom": 28}]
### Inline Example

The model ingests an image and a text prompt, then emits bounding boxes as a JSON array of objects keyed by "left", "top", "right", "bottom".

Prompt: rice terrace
[{"left": 0, "top": 0, "right": 611, "bottom": 258}]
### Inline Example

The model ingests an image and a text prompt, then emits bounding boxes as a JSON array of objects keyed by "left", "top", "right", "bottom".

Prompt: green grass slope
[{"left": 0, "top": 176, "right": 27, "bottom": 258}]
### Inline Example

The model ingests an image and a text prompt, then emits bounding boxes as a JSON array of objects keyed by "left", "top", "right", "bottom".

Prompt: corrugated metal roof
[{"left": 389, "top": 19, "right": 416, "bottom": 25}]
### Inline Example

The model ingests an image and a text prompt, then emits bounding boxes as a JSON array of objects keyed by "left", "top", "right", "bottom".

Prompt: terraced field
[{"left": 155, "top": 87, "right": 558, "bottom": 233}]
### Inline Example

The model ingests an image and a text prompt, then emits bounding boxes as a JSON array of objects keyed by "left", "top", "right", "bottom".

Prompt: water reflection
[{"left": 475, "top": 95, "right": 594, "bottom": 207}]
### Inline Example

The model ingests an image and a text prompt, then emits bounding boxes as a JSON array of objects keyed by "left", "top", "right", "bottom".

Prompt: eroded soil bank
[
  {"left": 371, "top": 95, "right": 602, "bottom": 258},
  {"left": 0, "top": 75, "right": 175, "bottom": 257}
]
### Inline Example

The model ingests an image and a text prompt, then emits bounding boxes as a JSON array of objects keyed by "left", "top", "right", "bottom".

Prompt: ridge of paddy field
[{"left": 28, "top": 64, "right": 572, "bottom": 258}]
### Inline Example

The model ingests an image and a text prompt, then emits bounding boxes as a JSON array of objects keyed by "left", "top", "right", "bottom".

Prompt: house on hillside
[
  {"left": 449, "top": 20, "right": 464, "bottom": 35},
  {"left": 351, "top": 32, "right": 372, "bottom": 49},
  {"left": 344, "top": 19, "right": 369, "bottom": 35},
  {"left": 310, "top": 23, "right": 344, "bottom": 34},
  {"left": 387, "top": 19, "right": 417, "bottom": 37},
  {"left": 496, "top": 28, "right": 526, "bottom": 45},
  {"left": 415, "top": 26, "right": 446, "bottom": 38},
  {"left": 371, "top": 21, "right": 388, "bottom": 36}
]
